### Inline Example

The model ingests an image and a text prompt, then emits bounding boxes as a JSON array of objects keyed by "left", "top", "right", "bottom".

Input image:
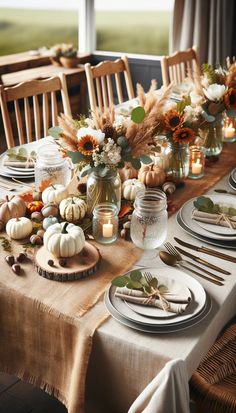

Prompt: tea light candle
[
  {"left": 102, "top": 222, "right": 113, "bottom": 238},
  {"left": 192, "top": 160, "right": 202, "bottom": 175},
  {"left": 224, "top": 124, "right": 235, "bottom": 138},
  {"left": 92, "top": 203, "right": 118, "bottom": 244}
]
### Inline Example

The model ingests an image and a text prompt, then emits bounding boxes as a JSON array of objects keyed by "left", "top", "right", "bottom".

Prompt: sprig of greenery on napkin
[
  {"left": 194, "top": 196, "right": 236, "bottom": 216},
  {"left": 6, "top": 148, "right": 37, "bottom": 163},
  {"left": 112, "top": 270, "right": 168, "bottom": 295}
]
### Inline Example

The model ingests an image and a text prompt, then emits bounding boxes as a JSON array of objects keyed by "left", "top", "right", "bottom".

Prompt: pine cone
[{"left": 102, "top": 122, "right": 115, "bottom": 139}]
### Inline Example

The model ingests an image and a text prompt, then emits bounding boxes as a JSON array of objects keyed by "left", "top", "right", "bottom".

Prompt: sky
[{"left": 0, "top": 0, "right": 174, "bottom": 10}]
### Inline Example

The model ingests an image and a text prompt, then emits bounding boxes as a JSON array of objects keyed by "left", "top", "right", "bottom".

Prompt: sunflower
[
  {"left": 173, "top": 127, "right": 195, "bottom": 144},
  {"left": 77, "top": 135, "right": 99, "bottom": 155},
  {"left": 164, "top": 110, "right": 184, "bottom": 131},
  {"left": 224, "top": 88, "right": 236, "bottom": 110}
]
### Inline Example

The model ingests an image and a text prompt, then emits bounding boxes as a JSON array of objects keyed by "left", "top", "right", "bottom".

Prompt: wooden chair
[
  {"left": 161, "top": 46, "right": 200, "bottom": 87},
  {"left": 85, "top": 56, "right": 135, "bottom": 112},
  {"left": 190, "top": 321, "right": 236, "bottom": 413},
  {"left": 0, "top": 73, "right": 71, "bottom": 148}
]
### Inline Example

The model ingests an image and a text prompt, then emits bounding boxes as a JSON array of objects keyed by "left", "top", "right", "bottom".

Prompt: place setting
[
  {"left": 176, "top": 193, "right": 236, "bottom": 249},
  {"left": 104, "top": 266, "right": 211, "bottom": 334}
]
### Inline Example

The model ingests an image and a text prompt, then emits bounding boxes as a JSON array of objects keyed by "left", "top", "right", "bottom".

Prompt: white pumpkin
[
  {"left": 6, "top": 217, "right": 33, "bottom": 240},
  {"left": 122, "top": 179, "right": 145, "bottom": 201},
  {"left": 59, "top": 197, "right": 87, "bottom": 223},
  {"left": 44, "top": 222, "right": 85, "bottom": 258},
  {"left": 0, "top": 195, "right": 26, "bottom": 224},
  {"left": 42, "top": 185, "right": 68, "bottom": 205}
]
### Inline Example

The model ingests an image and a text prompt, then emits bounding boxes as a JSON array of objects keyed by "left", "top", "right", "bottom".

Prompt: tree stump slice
[{"left": 34, "top": 242, "right": 100, "bottom": 282}]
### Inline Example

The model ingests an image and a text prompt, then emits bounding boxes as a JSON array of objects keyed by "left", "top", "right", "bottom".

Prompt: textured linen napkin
[
  {"left": 3, "top": 160, "right": 35, "bottom": 168},
  {"left": 192, "top": 209, "right": 236, "bottom": 229},
  {"left": 115, "top": 286, "right": 191, "bottom": 314}
]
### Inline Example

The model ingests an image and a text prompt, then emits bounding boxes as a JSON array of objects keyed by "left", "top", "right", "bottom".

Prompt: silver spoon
[{"left": 159, "top": 250, "right": 223, "bottom": 286}]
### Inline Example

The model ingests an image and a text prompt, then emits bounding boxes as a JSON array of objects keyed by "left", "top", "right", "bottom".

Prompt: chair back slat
[
  {"left": 115, "top": 72, "right": 123, "bottom": 103},
  {"left": 161, "top": 46, "right": 200, "bottom": 87},
  {"left": 0, "top": 73, "right": 71, "bottom": 148},
  {"left": 24, "top": 97, "right": 32, "bottom": 143},
  {"left": 51, "top": 91, "right": 58, "bottom": 126},
  {"left": 85, "top": 56, "right": 134, "bottom": 112},
  {"left": 33, "top": 95, "right": 41, "bottom": 140},
  {"left": 14, "top": 100, "right": 24, "bottom": 145},
  {"left": 42, "top": 92, "right": 49, "bottom": 137}
]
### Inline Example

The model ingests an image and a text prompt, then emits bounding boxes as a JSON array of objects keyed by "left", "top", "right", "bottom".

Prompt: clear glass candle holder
[
  {"left": 223, "top": 114, "right": 236, "bottom": 143},
  {"left": 92, "top": 203, "right": 118, "bottom": 244},
  {"left": 188, "top": 145, "right": 205, "bottom": 179}
]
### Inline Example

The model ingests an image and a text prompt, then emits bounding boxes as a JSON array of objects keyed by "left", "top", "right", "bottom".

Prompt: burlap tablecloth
[{"left": 0, "top": 238, "right": 142, "bottom": 413}]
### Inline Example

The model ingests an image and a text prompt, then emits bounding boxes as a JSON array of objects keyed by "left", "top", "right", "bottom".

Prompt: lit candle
[
  {"left": 102, "top": 222, "right": 113, "bottom": 238},
  {"left": 192, "top": 160, "right": 202, "bottom": 175},
  {"left": 224, "top": 123, "right": 235, "bottom": 138}
]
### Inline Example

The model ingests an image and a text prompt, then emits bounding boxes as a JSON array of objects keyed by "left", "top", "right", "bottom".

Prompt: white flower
[
  {"left": 203, "top": 84, "right": 226, "bottom": 102},
  {"left": 184, "top": 105, "right": 202, "bottom": 121},
  {"left": 93, "top": 138, "right": 122, "bottom": 167},
  {"left": 76, "top": 127, "right": 105, "bottom": 144},
  {"left": 113, "top": 114, "right": 130, "bottom": 129},
  {"left": 190, "top": 91, "right": 205, "bottom": 107}
]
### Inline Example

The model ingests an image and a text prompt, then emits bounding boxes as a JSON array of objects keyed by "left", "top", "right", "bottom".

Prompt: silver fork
[{"left": 164, "top": 242, "right": 224, "bottom": 283}]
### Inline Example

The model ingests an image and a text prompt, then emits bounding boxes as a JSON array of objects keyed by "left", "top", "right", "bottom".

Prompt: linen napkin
[
  {"left": 192, "top": 209, "right": 236, "bottom": 229},
  {"left": 115, "top": 286, "right": 191, "bottom": 314},
  {"left": 4, "top": 160, "right": 35, "bottom": 168}
]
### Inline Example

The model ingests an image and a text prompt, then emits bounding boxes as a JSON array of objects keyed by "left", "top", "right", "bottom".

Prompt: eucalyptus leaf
[
  {"left": 131, "top": 106, "right": 145, "bottom": 123},
  {"left": 158, "top": 285, "right": 169, "bottom": 293},
  {"left": 80, "top": 167, "right": 92, "bottom": 177},
  {"left": 117, "top": 136, "right": 129, "bottom": 148},
  {"left": 193, "top": 196, "right": 214, "bottom": 213},
  {"left": 18, "top": 147, "right": 28, "bottom": 157},
  {"left": 111, "top": 275, "right": 130, "bottom": 287},
  {"left": 150, "top": 277, "right": 158, "bottom": 288},
  {"left": 130, "top": 158, "right": 141, "bottom": 170},
  {"left": 126, "top": 281, "right": 143, "bottom": 289},
  {"left": 129, "top": 270, "right": 142, "bottom": 282},
  {"left": 202, "top": 111, "right": 215, "bottom": 123},
  {"left": 48, "top": 126, "right": 63, "bottom": 139},
  {"left": 67, "top": 151, "right": 85, "bottom": 164},
  {"left": 140, "top": 155, "right": 152, "bottom": 164}
]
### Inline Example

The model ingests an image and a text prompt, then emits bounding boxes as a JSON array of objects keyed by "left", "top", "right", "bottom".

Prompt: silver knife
[
  {"left": 174, "top": 237, "right": 236, "bottom": 263},
  {"left": 175, "top": 246, "right": 231, "bottom": 275}
]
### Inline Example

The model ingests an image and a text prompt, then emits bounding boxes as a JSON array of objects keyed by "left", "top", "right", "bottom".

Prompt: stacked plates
[
  {"left": 177, "top": 194, "right": 236, "bottom": 249},
  {"left": 0, "top": 139, "right": 49, "bottom": 180},
  {"left": 105, "top": 267, "right": 211, "bottom": 333},
  {"left": 229, "top": 168, "right": 236, "bottom": 190}
]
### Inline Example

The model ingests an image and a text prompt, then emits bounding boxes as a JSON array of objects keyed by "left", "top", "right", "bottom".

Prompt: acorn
[
  {"left": 17, "top": 252, "right": 27, "bottom": 263},
  {"left": 5, "top": 254, "right": 15, "bottom": 266},
  {"left": 48, "top": 259, "right": 54, "bottom": 267},
  {"left": 37, "top": 229, "right": 45, "bottom": 239},
  {"left": 59, "top": 258, "right": 67, "bottom": 267},
  {"left": 162, "top": 181, "right": 176, "bottom": 195},
  {"left": 30, "top": 234, "right": 43, "bottom": 245},
  {"left": 31, "top": 211, "right": 43, "bottom": 222},
  {"left": 12, "top": 263, "right": 21, "bottom": 275}
]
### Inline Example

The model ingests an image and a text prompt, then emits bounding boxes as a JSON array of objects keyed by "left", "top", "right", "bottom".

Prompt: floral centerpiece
[
  {"left": 49, "top": 81, "right": 172, "bottom": 213},
  {"left": 187, "top": 61, "right": 236, "bottom": 155},
  {"left": 50, "top": 43, "right": 78, "bottom": 68}
]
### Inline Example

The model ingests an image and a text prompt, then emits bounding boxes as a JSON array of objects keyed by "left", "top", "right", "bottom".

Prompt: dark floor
[{"left": 0, "top": 373, "right": 67, "bottom": 413}]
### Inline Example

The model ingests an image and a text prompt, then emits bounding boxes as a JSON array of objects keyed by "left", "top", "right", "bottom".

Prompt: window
[{"left": 95, "top": 0, "right": 174, "bottom": 56}]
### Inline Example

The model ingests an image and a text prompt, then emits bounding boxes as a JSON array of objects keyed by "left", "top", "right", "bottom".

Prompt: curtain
[{"left": 170, "top": 0, "right": 235, "bottom": 66}]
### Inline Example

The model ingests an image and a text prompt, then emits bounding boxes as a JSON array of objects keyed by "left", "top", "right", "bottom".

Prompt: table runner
[{"left": 0, "top": 238, "right": 142, "bottom": 413}]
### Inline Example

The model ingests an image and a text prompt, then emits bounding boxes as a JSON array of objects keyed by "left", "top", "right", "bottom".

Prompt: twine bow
[
  {"left": 216, "top": 213, "right": 234, "bottom": 229},
  {"left": 143, "top": 286, "right": 170, "bottom": 312}
]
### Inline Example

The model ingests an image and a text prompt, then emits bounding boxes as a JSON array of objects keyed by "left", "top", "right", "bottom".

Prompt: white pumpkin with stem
[
  {"left": 0, "top": 195, "right": 26, "bottom": 225},
  {"left": 6, "top": 217, "right": 33, "bottom": 240},
  {"left": 122, "top": 179, "right": 145, "bottom": 201},
  {"left": 42, "top": 185, "right": 68, "bottom": 205},
  {"left": 44, "top": 222, "right": 85, "bottom": 258},
  {"left": 59, "top": 197, "right": 87, "bottom": 223}
]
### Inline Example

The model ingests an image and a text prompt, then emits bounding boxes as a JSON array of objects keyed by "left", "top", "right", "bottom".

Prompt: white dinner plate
[
  {"left": 231, "top": 168, "right": 236, "bottom": 184},
  {"left": 104, "top": 290, "right": 212, "bottom": 334},
  {"left": 124, "top": 274, "right": 191, "bottom": 318},
  {"left": 176, "top": 212, "right": 236, "bottom": 249},
  {"left": 229, "top": 175, "right": 236, "bottom": 191},
  {"left": 196, "top": 219, "right": 236, "bottom": 236},
  {"left": 7, "top": 165, "right": 35, "bottom": 172},
  {"left": 180, "top": 195, "right": 236, "bottom": 241},
  {"left": 107, "top": 267, "right": 206, "bottom": 326}
]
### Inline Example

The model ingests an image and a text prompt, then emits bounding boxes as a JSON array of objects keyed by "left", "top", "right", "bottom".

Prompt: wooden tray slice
[{"left": 34, "top": 242, "right": 100, "bottom": 282}]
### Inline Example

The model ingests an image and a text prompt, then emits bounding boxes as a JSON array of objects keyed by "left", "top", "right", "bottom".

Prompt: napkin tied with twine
[{"left": 192, "top": 209, "right": 236, "bottom": 229}]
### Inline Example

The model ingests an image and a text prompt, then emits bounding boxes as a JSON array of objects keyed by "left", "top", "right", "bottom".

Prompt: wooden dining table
[{"left": 0, "top": 140, "right": 236, "bottom": 413}]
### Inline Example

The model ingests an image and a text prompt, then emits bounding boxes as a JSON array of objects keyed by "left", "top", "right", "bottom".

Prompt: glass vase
[
  {"left": 165, "top": 143, "right": 190, "bottom": 182},
  {"left": 199, "top": 118, "right": 223, "bottom": 157},
  {"left": 86, "top": 170, "right": 121, "bottom": 215}
]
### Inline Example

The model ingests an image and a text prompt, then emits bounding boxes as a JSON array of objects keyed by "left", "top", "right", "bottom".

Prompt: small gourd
[
  {"left": 42, "top": 184, "right": 68, "bottom": 205},
  {"left": 0, "top": 195, "right": 26, "bottom": 225},
  {"left": 41, "top": 203, "right": 59, "bottom": 218},
  {"left": 59, "top": 197, "right": 87, "bottom": 223},
  {"left": 119, "top": 163, "right": 138, "bottom": 183},
  {"left": 44, "top": 222, "right": 85, "bottom": 258},
  {"left": 122, "top": 179, "right": 145, "bottom": 201},
  {"left": 6, "top": 217, "right": 33, "bottom": 240},
  {"left": 138, "top": 165, "right": 166, "bottom": 187},
  {"left": 27, "top": 201, "right": 44, "bottom": 213},
  {"left": 43, "top": 216, "right": 58, "bottom": 230},
  {"left": 31, "top": 211, "right": 43, "bottom": 222}
]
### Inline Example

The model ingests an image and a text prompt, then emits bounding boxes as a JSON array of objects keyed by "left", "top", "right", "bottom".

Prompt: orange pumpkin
[
  {"left": 138, "top": 165, "right": 166, "bottom": 187},
  {"left": 119, "top": 162, "right": 138, "bottom": 182},
  {"left": 27, "top": 201, "right": 44, "bottom": 213}
]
